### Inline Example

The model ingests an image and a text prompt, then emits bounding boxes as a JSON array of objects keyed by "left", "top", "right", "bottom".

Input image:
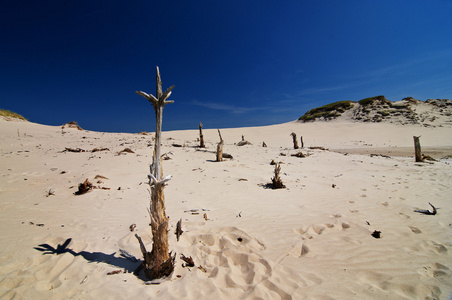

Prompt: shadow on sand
[{"left": 34, "top": 238, "right": 146, "bottom": 280}]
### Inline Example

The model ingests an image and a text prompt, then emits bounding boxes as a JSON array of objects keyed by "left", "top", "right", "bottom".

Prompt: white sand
[{"left": 1, "top": 117, "right": 451, "bottom": 299}]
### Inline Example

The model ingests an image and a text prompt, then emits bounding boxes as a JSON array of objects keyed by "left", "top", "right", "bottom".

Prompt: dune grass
[
  {"left": 299, "top": 100, "right": 355, "bottom": 122},
  {"left": 0, "top": 109, "right": 28, "bottom": 121}
]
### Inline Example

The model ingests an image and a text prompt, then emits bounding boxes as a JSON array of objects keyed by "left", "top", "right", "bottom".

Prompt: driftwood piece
[
  {"left": 199, "top": 123, "right": 205, "bottom": 148},
  {"left": 91, "top": 147, "right": 109, "bottom": 152},
  {"left": 180, "top": 254, "right": 195, "bottom": 267},
  {"left": 64, "top": 147, "right": 86, "bottom": 153},
  {"left": 290, "top": 132, "right": 299, "bottom": 149},
  {"left": 117, "top": 148, "right": 134, "bottom": 155},
  {"left": 74, "top": 179, "right": 93, "bottom": 195},
  {"left": 414, "top": 202, "right": 437, "bottom": 215},
  {"left": 271, "top": 163, "right": 286, "bottom": 189},
  {"left": 222, "top": 153, "right": 233, "bottom": 159},
  {"left": 175, "top": 219, "right": 183, "bottom": 242},
  {"left": 262, "top": 141, "right": 267, "bottom": 147},
  {"left": 216, "top": 129, "right": 224, "bottom": 162},
  {"left": 135, "top": 66, "right": 175, "bottom": 280},
  {"left": 413, "top": 136, "right": 422, "bottom": 162},
  {"left": 371, "top": 230, "right": 381, "bottom": 238},
  {"left": 291, "top": 152, "right": 305, "bottom": 158},
  {"left": 300, "top": 136, "right": 304, "bottom": 148}
]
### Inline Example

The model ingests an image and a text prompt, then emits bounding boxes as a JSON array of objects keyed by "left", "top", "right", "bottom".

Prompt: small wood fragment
[
  {"left": 371, "top": 230, "right": 381, "bottom": 239},
  {"left": 74, "top": 179, "right": 93, "bottom": 195},
  {"left": 414, "top": 202, "right": 437, "bottom": 215},
  {"left": 291, "top": 152, "right": 305, "bottom": 158},
  {"left": 175, "top": 219, "right": 183, "bottom": 241},
  {"left": 203, "top": 213, "right": 208, "bottom": 221},
  {"left": 107, "top": 270, "right": 122, "bottom": 275},
  {"left": 64, "top": 147, "right": 86, "bottom": 153},
  {"left": 129, "top": 224, "right": 136, "bottom": 232},
  {"left": 91, "top": 147, "right": 109, "bottom": 152},
  {"left": 80, "top": 275, "right": 88, "bottom": 284},
  {"left": 180, "top": 254, "right": 194, "bottom": 267},
  {"left": 198, "top": 265, "right": 206, "bottom": 273},
  {"left": 117, "top": 148, "right": 134, "bottom": 155}
]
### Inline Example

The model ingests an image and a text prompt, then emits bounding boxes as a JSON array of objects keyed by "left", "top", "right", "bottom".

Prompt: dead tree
[
  {"left": 300, "top": 136, "right": 304, "bottom": 148},
  {"left": 216, "top": 129, "right": 224, "bottom": 162},
  {"left": 199, "top": 123, "right": 205, "bottom": 148},
  {"left": 135, "top": 66, "right": 175, "bottom": 280},
  {"left": 413, "top": 136, "right": 422, "bottom": 162},
  {"left": 291, "top": 132, "right": 299, "bottom": 149}
]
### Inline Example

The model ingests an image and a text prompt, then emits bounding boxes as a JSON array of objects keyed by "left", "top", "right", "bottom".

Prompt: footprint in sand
[
  {"left": 294, "top": 222, "right": 350, "bottom": 240},
  {"left": 397, "top": 212, "right": 410, "bottom": 219},
  {"left": 420, "top": 263, "right": 451, "bottom": 278},
  {"left": 408, "top": 226, "right": 422, "bottom": 234},
  {"left": 421, "top": 241, "right": 448, "bottom": 254}
]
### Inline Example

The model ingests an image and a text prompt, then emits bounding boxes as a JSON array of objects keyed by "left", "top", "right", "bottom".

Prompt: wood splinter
[
  {"left": 414, "top": 202, "right": 437, "bottom": 215},
  {"left": 175, "top": 219, "right": 183, "bottom": 241}
]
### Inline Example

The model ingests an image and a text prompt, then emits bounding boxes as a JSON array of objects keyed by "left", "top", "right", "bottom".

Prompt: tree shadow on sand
[{"left": 34, "top": 238, "right": 146, "bottom": 280}]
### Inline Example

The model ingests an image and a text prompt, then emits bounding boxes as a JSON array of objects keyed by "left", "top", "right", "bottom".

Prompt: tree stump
[
  {"left": 291, "top": 132, "right": 299, "bottom": 149},
  {"left": 413, "top": 136, "right": 422, "bottom": 162},
  {"left": 199, "top": 122, "right": 205, "bottom": 148},
  {"left": 135, "top": 66, "right": 175, "bottom": 280},
  {"left": 216, "top": 129, "right": 224, "bottom": 162},
  {"left": 300, "top": 136, "right": 304, "bottom": 148},
  {"left": 271, "top": 163, "right": 286, "bottom": 189}
]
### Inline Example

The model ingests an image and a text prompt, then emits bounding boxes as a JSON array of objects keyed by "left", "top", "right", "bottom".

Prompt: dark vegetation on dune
[{"left": 0, "top": 109, "right": 27, "bottom": 121}]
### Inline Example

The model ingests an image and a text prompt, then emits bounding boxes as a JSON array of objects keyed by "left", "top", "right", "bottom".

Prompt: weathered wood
[
  {"left": 300, "top": 136, "right": 304, "bottom": 148},
  {"left": 135, "top": 66, "right": 175, "bottom": 280},
  {"left": 414, "top": 202, "right": 437, "bottom": 215},
  {"left": 291, "top": 132, "right": 299, "bottom": 149},
  {"left": 271, "top": 163, "right": 286, "bottom": 189},
  {"left": 175, "top": 218, "right": 183, "bottom": 241},
  {"left": 199, "top": 123, "right": 205, "bottom": 148},
  {"left": 216, "top": 129, "right": 224, "bottom": 162},
  {"left": 413, "top": 136, "right": 422, "bottom": 162}
]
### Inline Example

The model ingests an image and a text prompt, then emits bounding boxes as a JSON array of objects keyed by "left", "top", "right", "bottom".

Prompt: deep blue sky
[{"left": 1, "top": 1, "right": 451, "bottom": 132}]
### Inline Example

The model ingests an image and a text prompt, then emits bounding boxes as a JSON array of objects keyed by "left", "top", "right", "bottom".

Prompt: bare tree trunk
[
  {"left": 135, "top": 66, "right": 175, "bottom": 280},
  {"left": 414, "top": 136, "right": 422, "bottom": 162},
  {"left": 216, "top": 129, "right": 224, "bottom": 162},
  {"left": 300, "top": 136, "right": 304, "bottom": 148},
  {"left": 199, "top": 122, "right": 205, "bottom": 148},
  {"left": 291, "top": 132, "right": 299, "bottom": 149}
]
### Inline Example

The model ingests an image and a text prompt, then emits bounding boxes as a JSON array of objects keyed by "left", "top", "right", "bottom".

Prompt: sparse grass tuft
[
  {"left": 0, "top": 109, "right": 28, "bottom": 121},
  {"left": 358, "top": 95, "right": 390, "bottom": 106},
  {"left": 299, "top": 101, "right": 355, "bottom": 122}
]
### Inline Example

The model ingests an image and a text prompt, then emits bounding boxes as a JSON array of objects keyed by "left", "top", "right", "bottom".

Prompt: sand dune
[{"left": 1, "top": 117, "right": 451, "bottom": 299}]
